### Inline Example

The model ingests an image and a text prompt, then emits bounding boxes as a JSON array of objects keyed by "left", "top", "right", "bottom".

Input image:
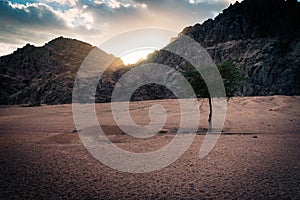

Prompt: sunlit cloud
[
  {"left": 54, "top": 7, "right": 94, "bottom": 30},
  {"left": 0, "top": 0, "right": 235, "bottom": 56},
  {"left": 44, "top": 0, "right": 78, "bottom": 6}
]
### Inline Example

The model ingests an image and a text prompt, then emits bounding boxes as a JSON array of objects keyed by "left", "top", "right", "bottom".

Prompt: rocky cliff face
[
  {"left": 1, "top": 0, "right": 299, "bottom": 105},
  {"left": 0, "top": 37, "right": 124, "bottom": 105},
  {"left": 206, "top": 38, "right": 300, "bottom": 95},
  {"left": 149, "top": 0, "right": 300, "bottom": 96}
]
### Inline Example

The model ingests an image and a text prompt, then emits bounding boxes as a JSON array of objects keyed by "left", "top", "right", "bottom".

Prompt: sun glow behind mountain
[
  {"left": 98, "top": 28, "right": 175, "bottom": 66},
  {"left": 120, "top": 48, "right": 155, "bottom": 65},
  {"left": 0, "top": 0, "right": 235, "bottom": 56}
]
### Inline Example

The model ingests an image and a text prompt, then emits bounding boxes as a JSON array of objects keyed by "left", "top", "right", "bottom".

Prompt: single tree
[{"left": 183, "top": 61, "right": 243, "bottom": 131}]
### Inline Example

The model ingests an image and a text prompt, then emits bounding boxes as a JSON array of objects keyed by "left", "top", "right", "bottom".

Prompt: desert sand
[{"left": 0, "top": 96, "right": 299, "bottom": 199}]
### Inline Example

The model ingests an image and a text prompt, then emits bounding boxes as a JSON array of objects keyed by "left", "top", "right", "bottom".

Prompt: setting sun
[{"left": 120, "top": 48, "right": 155, "bottom": 65}]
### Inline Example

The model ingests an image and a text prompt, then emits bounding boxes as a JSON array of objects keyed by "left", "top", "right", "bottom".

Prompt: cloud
[
  {"left": 0, "top": 1, "right": 69, "bottom": 54},
  {"left": 0, "top": 0, "right": 233, "bottom": 56},
  {"left": 55, "top": 7, "right": 94, "bottom": 30},
  {"left": 0, "top": 0, "right": 97, "bottom": 54},
  {"left": 0, "top": 1, "right": 65, "bottom": 26},
  {"left": 132, "top": 0, "right": 228, "bottom": 17},
  {"left": 44, "top": 0, "right": 78, "bottom": 6}
]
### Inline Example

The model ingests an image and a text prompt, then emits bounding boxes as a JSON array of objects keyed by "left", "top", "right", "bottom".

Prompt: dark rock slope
[
  {"left": 150, "top": 0, "right": 300, "bottom": 96},
  {"left": 0, "top": 37, "right": 124, "bottom": 105},
  {"left": 0, "top": 37, "right": 91, "bottom": 105}
]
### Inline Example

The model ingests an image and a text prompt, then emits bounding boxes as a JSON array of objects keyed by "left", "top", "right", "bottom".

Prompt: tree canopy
[
  {"left": 183, "top": 61, "right": 244, "bottom": 130},
  {"left": 183, "top": 61, "right": 243, "bottom": 100}
]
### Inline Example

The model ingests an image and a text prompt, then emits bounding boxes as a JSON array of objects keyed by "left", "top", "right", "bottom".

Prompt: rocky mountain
[
  {"left": 0, "top": 0, "right": 299, "bottom": 105},
  {"left": 0, "top": 37, "right": 124, "bottom": 105},
  {"left": 147, "top": 0, "right": 300, "bottom": 96}
]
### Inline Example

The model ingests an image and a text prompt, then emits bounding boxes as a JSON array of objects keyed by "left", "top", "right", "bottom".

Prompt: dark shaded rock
[
  {"left": 0, "top": 37, "right": 124, "bottom": 105},
  {"left": 146, "top": 0, "right": 300, "bottom": 96},
  {"left": 192, "top": 0, "right": 300, "bottom": 96}
]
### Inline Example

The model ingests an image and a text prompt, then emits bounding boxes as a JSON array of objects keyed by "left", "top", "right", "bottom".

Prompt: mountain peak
[
  {"left": 182, "top": 0, "right": 300, "bottom": 46},
  {"left": 45, "top": 36, "right": 93, "bottom": 50},
  {"left": 148, "top": 0, "right": 300, "bottom": 96},
  {"left": 0, "top": 37, "right": 123, "bottom": 105}
]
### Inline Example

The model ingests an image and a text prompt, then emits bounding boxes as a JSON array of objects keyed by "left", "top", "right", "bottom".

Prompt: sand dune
[
  {"left": 0, "top": 96, "right": 299, "bottom": 199},
  {"left": 1, "top": 96, "right": 299, "bottom": 135}
]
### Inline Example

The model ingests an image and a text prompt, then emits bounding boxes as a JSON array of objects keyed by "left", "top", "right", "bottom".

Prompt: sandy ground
[{"left": 0, "top": 96, "right": 299, "bottom": 199}]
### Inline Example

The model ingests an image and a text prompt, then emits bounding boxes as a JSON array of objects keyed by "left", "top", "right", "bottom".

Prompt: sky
[{"left": 0, "top": 0, "right": 241, "bottom": 63}]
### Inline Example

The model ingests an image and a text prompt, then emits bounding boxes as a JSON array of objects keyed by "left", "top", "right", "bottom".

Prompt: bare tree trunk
[{"left": 208, "top": 96, "right": 212, "bottom": 132}]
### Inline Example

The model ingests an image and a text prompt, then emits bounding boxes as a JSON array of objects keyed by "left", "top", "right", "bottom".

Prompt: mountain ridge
[
  {"left": 183, "top": 0, "right": 300, "bottom": 45},
  {"left": 144, "top": 0, "right": 300, "bottom": 96},
  {"left": 0, "top": 0, "right": 299, "bottom": 105},
  {"left": 0, "top": 37, "right": 124, "bottom": 105}
]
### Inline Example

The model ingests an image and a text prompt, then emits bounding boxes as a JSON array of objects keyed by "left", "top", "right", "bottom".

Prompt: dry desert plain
[{"left": 0, "top": 96, "right": 300, "bottom": 199}]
